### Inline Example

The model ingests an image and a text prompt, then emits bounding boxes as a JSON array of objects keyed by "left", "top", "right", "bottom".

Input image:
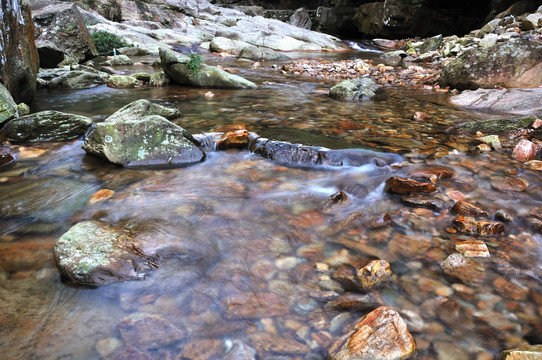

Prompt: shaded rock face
[
  {"left": 159, "top": 48, "right": 257, "bottom": 89},
  {"left": 0, "top": 0, "right": 39, "bottom": 104},
  {"left": 329, "top": 78, "right": 378, "bottom": 101},
  {"left": 32, "top": 3, "right": 98, "bottom": 64},
  {"left": 0, "top": 83, "right": 19, "bottom": 126},
  {"left": 353, "top": 0, "right": 488, "bottom": 38},
  {"left": 54, "top": 221, "right": 158, "bottom": 286},
  {"left": 0, "top": 110, "right": 92, "bottom": 143},
  {"left": 328, "top": 306, "right": 416, "bottom": 360},
  {"left": 440, "top": 38, "right": 542, "bottom": 90},
  {"left": 83, "top": 99, "right": 205, "bottom": 168}
]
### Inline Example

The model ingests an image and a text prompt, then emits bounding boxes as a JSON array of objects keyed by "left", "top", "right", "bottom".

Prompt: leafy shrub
[
  {"left": 186, "top": 53, "right": 203, "bottom": 78},
  {"left": 90, "top": 31, "right": 131, "bottom": 56}
]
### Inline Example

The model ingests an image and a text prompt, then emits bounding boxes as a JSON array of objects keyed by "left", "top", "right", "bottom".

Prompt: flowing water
[{"left": 1, "top": 52, "right": 541, "bottom": 359}]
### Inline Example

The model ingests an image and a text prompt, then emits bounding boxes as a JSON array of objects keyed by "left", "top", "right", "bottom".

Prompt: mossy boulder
[
  {"left": 107, "top": 75, "right": 141, "bottom": 88},
  {"left": 159, "top": 48, "right": 257, "bottom": 89},
  {"left": 0, "top": 110, "right": 93, "bottom": 143},
  {"left": 54, "top": 221, "right": 158, "bottom": 286},
  {"left": 0, "top": 83, "right": 19, "bottom": 126},
  {"left": 440, "top": 38, "right": 542, "bottom": 90},
  {"left": 329, "top": 78, "right": 378, "bottom": 101},
  {"left": 83, "top": 100, "right": 204, "bottom": 168}
]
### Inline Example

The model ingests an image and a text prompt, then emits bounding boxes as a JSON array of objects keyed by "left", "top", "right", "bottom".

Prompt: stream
[{"left": 1, "top": 50, "right": 541, "bottom": 359}]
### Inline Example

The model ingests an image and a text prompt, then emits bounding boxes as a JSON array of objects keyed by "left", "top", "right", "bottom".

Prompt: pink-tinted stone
[
  {"left": 328, "top": 306, "right": 416, "bottom": 360},
  {"left": 513, "top": 139, "right": 537, "bottom": 162}
]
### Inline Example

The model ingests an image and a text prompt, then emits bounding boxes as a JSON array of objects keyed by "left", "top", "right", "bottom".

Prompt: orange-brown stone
[
  {"left": 328, "top": 306, "right": 416, "bottom": 360},
  {"left": 385, "top": 176, "right": 437, "bottom": 194}
]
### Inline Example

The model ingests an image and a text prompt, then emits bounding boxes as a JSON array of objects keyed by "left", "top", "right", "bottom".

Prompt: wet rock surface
[
  {"left": 0, "top": 111, "right": 93, "bottom": 143},
  {"left": 329, "top": 78, "right": 378, "bottom": 102},
  {"left": 54, "top": 221, "right": 158, "bottom": 286},
  {"left": 83, "top": 100, "right": 204, "bottom": 168},
  {"left": 328, "top": 306, "right": 416, "bottom": 360}
]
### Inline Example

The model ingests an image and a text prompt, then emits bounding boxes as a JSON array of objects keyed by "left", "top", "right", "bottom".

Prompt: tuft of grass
[
  {"left": 186, "top": 52, "right": 203, "bottom": 78},
  {"left": 90, "top": 31, "right": 132, "bottom": 56}
]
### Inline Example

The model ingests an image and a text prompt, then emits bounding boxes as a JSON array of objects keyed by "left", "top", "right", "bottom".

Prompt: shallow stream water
[{"left": 1, "top": 51, "right": 541, "bottom": 360}]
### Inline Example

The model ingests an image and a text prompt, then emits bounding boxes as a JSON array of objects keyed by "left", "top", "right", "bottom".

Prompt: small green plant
[
  {"left": 412, "top": 0, "right": 424, "bottom": 8},
  {"left": 90, "top": 31, "right": 132, "bottom": 56},
  {"left": 186, "top": 53, "right": 203, "bottom": 78},
  {"left": 66, "top": 23, "right": 77, "bottom": 32}
]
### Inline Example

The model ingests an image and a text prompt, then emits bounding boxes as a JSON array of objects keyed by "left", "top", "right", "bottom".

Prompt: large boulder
[
  {"left": 83, "top": 99, "right": 205, "bottom": 168},
  {"left": 328, "top": 306, "right": 416, "bottom": 360},
  {"left": 0, "top": 0, "right": 39, "bottom": 104},
  {"left": 0, "top": 83, "right": 19, "bottom": 126},
  {"left": 450, "top": 88, "right": 542, "bottom": 115},
  {"left": 440, "top": 37, "right": 542, "bottom": 90},
  {"left": 54, "top": 221, "right": 158, "bottom": 286},
  {"left": 329, "top": 78, "right": 378, "bottom": 101},
  {"left": 0, "top": 110, "right": 93, "bottom": 143},
  {"left": 209, "top": 37, "right": 251, "bottom": 56},
  {"left": 32, "top": 3, "right": 98, "bottom": 64},
  {"left": 159, "top": 48, "right": 257, "bottom": 89}
]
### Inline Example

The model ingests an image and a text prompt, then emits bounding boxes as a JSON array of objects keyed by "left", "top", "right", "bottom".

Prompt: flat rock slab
[
  {"left": 54, "top": 221, "right": 158, "bottom": 286},
  {"left": 450, "top": 88, "right": 542, "bottom": 115}
]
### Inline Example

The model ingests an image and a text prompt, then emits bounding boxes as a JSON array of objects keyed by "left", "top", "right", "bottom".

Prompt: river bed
[{"left": 1, "top": 51, "right": 541, "bottom": 359}]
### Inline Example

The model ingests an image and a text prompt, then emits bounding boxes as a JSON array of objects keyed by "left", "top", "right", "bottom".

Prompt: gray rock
[
  {"left": 450, "top": 88, "right": 542, "bottom": 115},
  {"left": 83, "top": 100, "right": 204, "bottom": 168},
  {"left": 238, "top": 45, "right": 290, "bottom": 61},
  {"left": 329, "top": 78, "right": 378, "bottom": 101},
  {"left": 288, "top": 7, "right": 312, "bottom": 29},
  {"left": 107, "top": 75, "right": 141, "bottom": 88},
  {"left": 440, "top": 37, "right": 542, "bottom": 90},
  {"left": 0, "top": 83, "right": 19, "bottom": 126},
  {"left": 47, "top": 70, "right": 109, "bottom": 89},
  {"left": 0, "top": 110, "right": 93, "bottom": 143},
  {"left": 117, "top": 47, "right": 150, "bottom": 56},
  {"left": 105, "top": 99, "right": 181, "bottom": 122},
  {"left": 380, "top": 50, "right": 407, "bottom": 66},
  {"left": 118, "top": 313, "right": 185, "bottom": 349},
  {"left": 251, "top": 138, "right": 402, "bottom": 167},
  {"left": 149, "top": 71, "right": 170, "bottom": 87},
  {"left": 32, "top": 3, "right": 98, "bottom": 63},
  {"left": 210, "top": 37, "right": 251, "bottom": 56},
  {"left": 102, "top": 55, "right": 133, "bottom": 66},
  {"left": 159, "top": 48, "right": 257, "bottom": 89},
  {"left": 418, "top": 34, "right": 443, "bottom": 54},
  {"left": 54, "top": 221, "right": 158, "bottom": 285},
  {"left": 0, "top": 0, "right": 39, "bottom": 104}
]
